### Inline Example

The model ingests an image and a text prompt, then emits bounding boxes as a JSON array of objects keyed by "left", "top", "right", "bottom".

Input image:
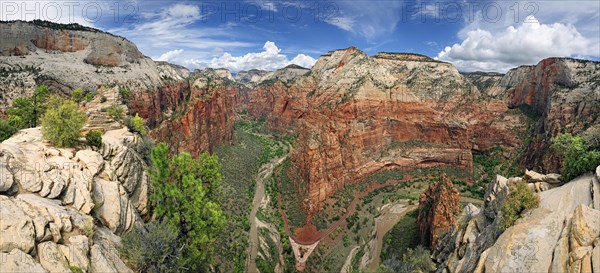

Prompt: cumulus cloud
[
  {"left": 202, "top": 41, "right": 316, "bottom": 72},
  {"left": 437, "top": 16, "right": 595, "bottom": 72},
  {"left": 157, "top": 49, "right": 184, "bottom": 62}
]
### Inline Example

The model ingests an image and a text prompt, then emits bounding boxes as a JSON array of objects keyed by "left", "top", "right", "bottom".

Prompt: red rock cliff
[{"left": 417, "top": 174, "right": 460, "bottom": 248}]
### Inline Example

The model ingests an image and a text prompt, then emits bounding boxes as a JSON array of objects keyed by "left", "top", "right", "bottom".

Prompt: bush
[
  {"left": 135, "top": 136, "right": 154, "bottom": 165},
  {"left": 68, "top": 266, "right": 84, "bottom": 273},
  {"left": 500, "top": 183, "right": 540, "bottom": 229},
  {"left": 83, "top": 216, "right": 95, "bottom": 239},
  {"left": 120, "top": 221, "right": 184, "bottom": 273},
  {"left": 100, "top": 96, "right": 107, "bottom": 103},
  {"left": 71, "top": 88, "right": 84, "bottom": 105},
  {"left": 41, "top": 97, "right": 87, "bottom": 147},
  {"left": 106, "top": 104, "right": 124, "bottom": 121},
  {"left": 552, "top": 133, "right": 600, "bottom": 181},
  {"left": 84, "top": 91, "right": 96, "bottom": 102},
  {"left": 0, "top": 119, "right": 17, "bottom": 142},
  {"left": 125, "top": 113, "right": 147, "bottom": 136},
  {"left": 119, "top": 87, "right": 131, "bottom": 104},
  {"left": 86, "top": 130, "right": 103, "bottom": 148}
]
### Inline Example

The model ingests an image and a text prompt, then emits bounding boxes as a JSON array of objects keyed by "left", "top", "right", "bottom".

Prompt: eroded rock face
[
  {"left": 434, "top": 166, "right": 600, "bottom": 273},
  {"left": 0, "top": 127, "right": 150, "bottom": 272},
  {"left": 249, "top": 47, "right": 526, "bottom": 212},
  {"left": 417, "top": 174, "right": 460, "bottom": 248}
]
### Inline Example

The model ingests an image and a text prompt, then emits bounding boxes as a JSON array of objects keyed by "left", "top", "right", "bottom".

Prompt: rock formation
[
  {"left": 434, "top": 166, "right": 600, "bottom": 273},
  {"left": 0, "top": 127, "right": 149, "bottom": 273},
  {"left": 417, "top": 174, "right": 460, "bottom": 249}
]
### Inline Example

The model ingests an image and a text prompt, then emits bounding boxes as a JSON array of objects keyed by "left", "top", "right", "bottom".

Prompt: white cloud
[
  {"left": 197, "top": 41, "right": 315, "bottom": 72},
  {"left": 157, "top": 49, "right": 184, "bottom": 62},
  {"left": 325, "top": 16, "right": 355, "bottom": 31},
  {"left": 437, "top": 16, "right": 595, "bottom": 72},
  {"left": 324, "top": 1, "right": 405, "bottom": 39}
]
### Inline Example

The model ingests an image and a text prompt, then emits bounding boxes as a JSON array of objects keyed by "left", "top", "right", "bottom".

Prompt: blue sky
[{"left": 1, "top": 0, "right": 599, "bottom": 72}]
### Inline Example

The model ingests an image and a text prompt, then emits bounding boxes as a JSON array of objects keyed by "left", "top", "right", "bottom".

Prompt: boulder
[
  {"left": 92, "top": 178, "right": 137, "bottom": 234},
  {"left": 0, "top": 151, "right": 15, "bottom": 193},
  {"left": 570, "top": 205, "right": 600, "bottom": 249},
  {"left": 0, "top": 248, "right": 47, "bottom": 273},
  {"left": 0, "top": 195, "right": 35, "bottom": 253},
  {"left": 59, "top": 235, "right": 90, "bottom": 272},
  {"left": 90, "top": 227, "right": 134, "bottom": 273},
  {"left": 37, "top": 241, "right": 71, "bottom": 273}
]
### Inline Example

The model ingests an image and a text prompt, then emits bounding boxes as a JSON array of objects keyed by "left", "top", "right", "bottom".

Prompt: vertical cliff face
[
  {"left": 250, "top": 48, "right": 526, "bottom": 211},
  {"left": 417, "top": 174, "right": 460, "bottom": 249},
  {"left": 503, "top": 58, "right": 600, "bottom": 172}
]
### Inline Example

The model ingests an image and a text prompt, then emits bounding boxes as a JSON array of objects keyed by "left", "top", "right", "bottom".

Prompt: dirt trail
[
  {"left": 247, "top": 151, "right": 289, "bottom": 273},
  {"left": 341, "top": 246, "right": 360, "bottom": 273}
]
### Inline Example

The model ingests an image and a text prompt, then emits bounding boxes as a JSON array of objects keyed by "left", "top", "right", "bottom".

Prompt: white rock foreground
[
  {"left": 435, "top": 167, "right": 600, "bottom": 273},
  {"left": 0, "top": 127, "right": 149, "bottom": 273}
]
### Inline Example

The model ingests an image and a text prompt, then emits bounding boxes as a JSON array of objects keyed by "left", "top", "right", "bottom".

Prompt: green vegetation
[
  {"left": 6, "top": 85, "right": 49, "bottom": 128},
  {"left": 0, "top": 119, "right": 17, "bottom": 142},
  {"left": 68, "top": 266, "right": 84, "bottom": 273},
  {"left": 85, "top": 130, "right": 103, "bottom": 148},
  {"left": 119, "top": 87, "right": 131, "bottom": 104},
  {"left": 120, "top": 221, "right": 184, "bottom": 273},
  {"left": 149, "top": 143, "right": 225, "bottom": 270},
  {"left": 41, "top": 97, "right": 87, "bottom": 147},
  {"left": 71, "top": 88, "right": 84, "bottom": 105},
  {"left": 106, "top": 104, "right": 124, "bottom": 121},
  {"left": 124, "top": 113, "right": 147, "bottom": 136},
  {"left": 500, "top": 183, "right": 540, "bottom": 229},
  {"left": 381, "top": 246, "right": 436, "bottom": 273},
  {"left": 381, "top": 209, "right": 419, "bottom": 261},
  {"left": 100, "top": 96, "right": 108, "bottom": 103},
  {"left": 135, "top": 136, "right": 154, "bottom": 166},
  {"left": 552, "top": 132, "right": 600, "bottom": 181}
]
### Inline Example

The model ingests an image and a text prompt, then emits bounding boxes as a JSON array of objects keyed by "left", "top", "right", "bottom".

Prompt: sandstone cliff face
[
  {"left": 249, "top": 47, "right": 526, "bottom": 211},
  {"left": 503, "top": 58, "right": 600, "bottom": 173},
  {"left": 0, "top": 127, "right": 150, "bottom": 273},
  {"left": 434, "top": 166, "right": 600, "bottom": 273},
  {"left": 417, "top": 174, "right": 460, "bottom": 249},
  {"left": 0, "top": 21, "right": 237, "bottom": 157}
]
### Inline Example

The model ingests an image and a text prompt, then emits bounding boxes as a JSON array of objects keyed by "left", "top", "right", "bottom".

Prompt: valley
[{"left": 0, "top": 20, "right": 599, "bottom": 273}]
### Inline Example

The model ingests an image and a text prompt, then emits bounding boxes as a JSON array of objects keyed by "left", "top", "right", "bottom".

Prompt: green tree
[
  {"left": 125, "top": 113, "right": 147, "bottom": 136},
  {"left": 41, "top": 97, "right": 88, "bottom": 147},
  {"left": 86, "top": 130, "right": 103, "bottom": 148},
  {"left": 71, "top": 88, "right": 84, "bottom": 106},
  {"left": 552, "top": 133, "right": 600, "bottom": 181},
  {"left": 149, "top": 143, "right": 225, "bottom": 270},
  {"left": 6, "top": 85, "right": 49, "bottom": 128},
  {"left": 0, "top": 119, "right": 17, "bottom": 142}
]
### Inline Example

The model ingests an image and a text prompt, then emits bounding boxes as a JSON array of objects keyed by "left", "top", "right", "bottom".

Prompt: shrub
[
  {"left": 83, "top": 216, "right": 95, "bottom": 239},
  {"left": 68, "top": 266, "right": 84, "bottom": 273},
  {"left": 0, "top": 119, "right": 17, "bottom": 142},
  {"left": 71, "top": 88, "right": 84, "bottom": 105},
  {"left": 41, "top": 97, "right": 88, "bottom": 147},
  {"left": 86, "top": 130, "right": 103, "bottom": 148},
  {"left": 100, "top": 96, "right": 107, "bottom": 103},
  {"left": 84, "top": 91, "right": 96, "bottom": 102},
  {"left": 106, "top": 104, "right": 124, "bottom": 121},
  {"left": 125, "top": 113, "right": 147, "bottom": 136},
  {"left": 500, "top": 183, "right": 540, "bottom": 229},
  {"left": 119, "top": 87, "right": 131, "bottom": 104},
  {"left": 552, "top": 133, "right": 600, "bottom": 181},
  {"left": 120, "top": 221, "right": 184, "bottom": 273},
  {"left": 135, "top": 136, "right": 154, "bottom": 165}
]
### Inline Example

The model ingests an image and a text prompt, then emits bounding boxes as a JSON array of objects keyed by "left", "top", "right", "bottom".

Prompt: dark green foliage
[
  {"left": 500, "top": 183, "right": 540, "bottom": 229},
  {"left": 85, "top": 130, "right": 103, "bottom": 148},
  {"left": 71, "top": 88, "right": 84, "bottom": 105},
  {"left": 135, "top": 136, "right": 154, "bottom": 166},
  {"left": 0, "top": 119, "right": 17, "bottom": 142},
  {"left": 149, "top": 143, "right": 225, "bottom": 270},
  {"left": 6, "top": 85, "right": 49, "bottom": 128},
  {"left": 552, "top": 133, "right": 600, "bottom": 181},
  {"left": 120, "top": 221, "right": 185, "bottom": 273},
  {"left": 100, "top": 96, "right": 108, "bottom": 103},
  {"left": 381, "top": 209, "right": 419, "bottom": 261},
  {"left": 40, "top": 97, "right": 87, "bottom": 147},
  {"left": 119, "top": 87, "right": 131, "bottom": 104},
  {"left": 381, "top": 246, "right": 436, "bottom": 273}
]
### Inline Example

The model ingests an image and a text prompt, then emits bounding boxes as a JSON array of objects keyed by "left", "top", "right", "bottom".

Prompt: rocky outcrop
[
  {"left": 0, "top": 21, "right": 237, "bottom": 159},
  {"left": 417, "top": 174, "right": 460, "bottom": 248},
  {"left": 0, "top": 127, "right": 150, "bottom": 272},
  {"left": 434, "top": 166, "right": 600, "bottom": 273}
]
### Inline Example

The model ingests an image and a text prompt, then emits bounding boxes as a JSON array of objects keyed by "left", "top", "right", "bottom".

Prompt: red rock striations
[{"left": 416, "top": 174, "right": 460, "bottom": 249}]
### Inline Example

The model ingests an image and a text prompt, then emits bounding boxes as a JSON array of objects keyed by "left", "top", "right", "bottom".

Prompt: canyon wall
[{"left": 0, "top": 21, "right": 238, "bottom": 156}]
